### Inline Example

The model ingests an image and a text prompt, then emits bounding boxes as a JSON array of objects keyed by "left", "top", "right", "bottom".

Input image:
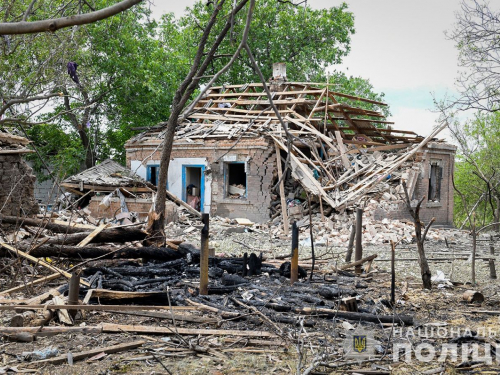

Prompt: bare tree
[
  {"left": 402, "top": 181, "right": 434, "bottom": 289},
  {"left": 446, "top": 0, "right": 500, "bottom": 112},
  {"left": 152, "top": 0, "right": 254, "bottom": 237}
]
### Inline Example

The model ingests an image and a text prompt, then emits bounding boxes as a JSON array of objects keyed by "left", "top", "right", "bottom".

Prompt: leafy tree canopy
[{"left": 3, "top": 0, "right": 389, "bottom": 179}]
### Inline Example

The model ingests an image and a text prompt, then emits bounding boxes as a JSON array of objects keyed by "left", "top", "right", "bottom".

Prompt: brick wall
[
  {"left": 374, "top": 142, "right": 457, "bottom": 225},
  {"left": 0, "top": 154, "right": 38, "bottom": 216},
  {"left": 126, "top": 137, "right": 276, "bottom": 223}
]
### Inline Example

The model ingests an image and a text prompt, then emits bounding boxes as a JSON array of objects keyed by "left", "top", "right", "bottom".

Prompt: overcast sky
[{"left": 150, "top": 0, "right": 463, "bottom": 139}]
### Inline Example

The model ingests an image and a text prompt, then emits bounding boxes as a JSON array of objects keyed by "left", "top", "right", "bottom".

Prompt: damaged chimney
[{"left": 270, "top": 62, "right": 286, "bottom": 92}]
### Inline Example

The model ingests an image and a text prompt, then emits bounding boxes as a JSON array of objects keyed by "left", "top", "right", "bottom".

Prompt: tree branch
[{"left": 0, "top": 0, "right": 143, "bottom": 35}]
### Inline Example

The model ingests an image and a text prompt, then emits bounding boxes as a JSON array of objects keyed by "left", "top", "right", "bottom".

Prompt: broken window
[
  {"left": 147, "top": 165, "right": 159, "bottom": 186},
  {"left": 226, "top": 162, "right": 247, "bottom": 199},
  {"left": 428, "top": 160, "right": 442, "bottom": 202}
]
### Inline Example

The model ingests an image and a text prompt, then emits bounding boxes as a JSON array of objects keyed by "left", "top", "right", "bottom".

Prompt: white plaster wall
[
  {"left": 130, "top": 158, "right": 212, "bottom": 214},
  {"left": 168, "top": 157, "right": 211, "bottom": 213},
  {"left": 130, "top": 160, "right": 147, "bottom": 180}
]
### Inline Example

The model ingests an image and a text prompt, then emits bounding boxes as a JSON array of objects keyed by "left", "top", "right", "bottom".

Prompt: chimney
[
  {"left": 270, "top": 63, "right": 286, "bottom": 92},
  {"left": 272, "top": 63, "right": 286, "bottom": 80}
]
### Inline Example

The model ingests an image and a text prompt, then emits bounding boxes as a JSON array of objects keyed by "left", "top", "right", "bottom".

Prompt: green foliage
[
  {"left": 165, "top": 0, "right": 355, "bottom": 83},
  {"left": 25, "top": 123, "right": 85, "bottom": 181},
  {"left": 452, "top": 112, "right": 500, "bottom": 227}
]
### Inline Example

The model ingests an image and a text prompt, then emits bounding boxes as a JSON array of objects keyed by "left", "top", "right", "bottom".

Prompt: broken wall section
[
  {"left": 373, "top": 142, "right": 456, "bottom": 225},
  {"left": 0, "top": 154, "right": 38, "bottom": 217},
  {"left": 126, "top": 137, "right": 277, "bottom": 223}
]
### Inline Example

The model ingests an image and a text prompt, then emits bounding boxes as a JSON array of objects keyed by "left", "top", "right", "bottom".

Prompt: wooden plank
[
  {"left": 61, "top": 183, "right": 152, "bottom": 193},
  {"left": 52, "top": 295, "right": 73, "bottom": 325},
  {"left": 334, "top": 131, "right": 351, "bottom": 170},
  {"left": 0, "top": 326, "right": 103, "bottom": 335},
  {"left": 29, "top": 340, "right": 145, "bottom": 365},
  {"left": 329, "top": 91, "right": 388, "bottom": 106},
  {"left": 165, "top": 189, "right": 201, "bottom": 218},
  {"left": 51, "top": 219, "right": 96, "bottom": 230},
  {"left": 205, "top": 89, "right": 324, "bottom": 97},
  {"left": 0, "top": 243, "right": 90, "bottom": 287},
  {"left": 337, "top": 122, "right": 448, "bottom": 208},
  {"left": 272, "top": 136, "right": 337, "bottom": 208},
  {"left": 101, "top": 323, "right": 278, "bottom": 338},
  {"left": 274, "top": 142, "right": 289, "bottom": 236},
  {"left": 77, "top": 223, "right": 110, "bottom": 247},
  {"left": 285, "top": 117, "right": 339, "bottom": 155},
  {"left": 344, "top": 143, "right": 411, "bottom": 154},
  {"left": 106, "top": 310, "right": 218, "bottom": 324}
]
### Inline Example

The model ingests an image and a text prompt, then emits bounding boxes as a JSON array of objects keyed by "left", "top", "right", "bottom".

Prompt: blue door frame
[
  {"left": 146, "top": 165, "right": 160, "bottom": 185},
  {"left": 182, "top": 165, "right": 205, "bottom": 212}
]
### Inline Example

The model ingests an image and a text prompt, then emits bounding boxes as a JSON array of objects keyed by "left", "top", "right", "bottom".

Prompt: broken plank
[
  {"left": 334, "top": 131, "right": 351, "bottom": 170},
  {"left": 100, "top": 323, "right": 278, "bottom": 338},
  {"left": 0, "top": 326, "right": 103, "bottom": 336},
  {"left": 274, "top": 141, "right": 289, "bottom": 236},
  {"left": 52, "top": 295, "right": 73, "bottom": 325},
  {"left": 0, "top": 273, "right": 62, "bottom": 296},
  {"left": 272, "top": 135, "right": 337, "bottom": 208},
  {"left": 165, "top": 189, "right": 201, "bottom": 218},
  {"left": 29, "top": 340, "right": 145, "bottom": 365},
  {"left": 76, "top": 223, "right": 110, "bottom": 247},
  {"left": 105, "top": 310, "right": 218, "bottom": 324}
]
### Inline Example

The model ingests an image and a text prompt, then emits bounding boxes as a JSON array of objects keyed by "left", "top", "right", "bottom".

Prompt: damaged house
[
  {"left": 125, "top": 67, "right": 456, "bottom": 225},
  {"left": 60, "top": 159, "right": 177, "bottom": 223}
]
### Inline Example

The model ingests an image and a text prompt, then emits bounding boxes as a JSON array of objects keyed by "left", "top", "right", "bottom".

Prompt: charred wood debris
[{"left": 0, "top": 206, "right": 498, "bottom": 373}]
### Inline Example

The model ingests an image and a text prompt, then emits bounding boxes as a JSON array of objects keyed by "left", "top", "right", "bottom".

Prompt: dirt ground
[{"left": 1, "top": 222, "right": 499, "bottom": 374}]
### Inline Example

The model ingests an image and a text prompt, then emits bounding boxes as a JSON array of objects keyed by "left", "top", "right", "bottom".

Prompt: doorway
[{"left": 182, "top": 165, "right": 204, "bottom": 212}]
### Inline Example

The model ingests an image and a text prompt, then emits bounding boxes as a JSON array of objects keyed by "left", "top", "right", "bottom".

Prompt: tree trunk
[
  {"left": 151, "top": 0, "right": 252, "bottom": 244},
  {"left": 78, "top": 128, "right": 95, "bottom": 170},
  {"left": 494, "top": 195, "right": 500, "bottom": 232}
]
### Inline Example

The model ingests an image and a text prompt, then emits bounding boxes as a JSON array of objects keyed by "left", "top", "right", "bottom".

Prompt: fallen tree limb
[
  {"left": 264, "top": 304, "right": 413, "bottom": 326},
  {"left": 0, "top": 243, "right": 90, "bottom": 287},
  {"left": 0, "top": 215, "right": 148, "bottom": 243},
  {"left": 45, "top": 226, "right": 148, "bottom": 244},
  {"left": 0, "top": 215, "right": 93, "bottom": 234},
  {"left": 340, "top": 254, "right": 378, "bottom": 270},
  {"left": 9, "top": 245, "right": 185, "bottom": 260}
]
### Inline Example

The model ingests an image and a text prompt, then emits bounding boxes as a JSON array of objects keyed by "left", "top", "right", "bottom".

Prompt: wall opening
[
  {"left": 184, "top": 166, "right": 203, "bottom": 211},
  {"left": 428, "top": 160, "right": 442, "bottom": 202},
  {"left": 147, "top": 165, "right": 159, "bottom": 186},
  {"left": 226, "top": 162, "right": 247, "bottom": 198}
]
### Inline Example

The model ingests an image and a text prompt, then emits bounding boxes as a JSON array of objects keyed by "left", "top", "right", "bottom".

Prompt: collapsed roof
[
  {"left": 127, "top": 81, "right": 447, "bottom": 211},
  {"left": 61, "top": 159, "right": 152, "bottom": 194},
  {"left": 0, "top": 131, "right": 34, "bottom": 154}
]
